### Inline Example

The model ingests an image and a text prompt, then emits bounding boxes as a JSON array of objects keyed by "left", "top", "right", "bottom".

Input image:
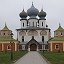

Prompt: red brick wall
[
  {"left": 0, "top": 43, "right": 2, "bottom": 51},
  {"left": 11, "top": 43, "right": 15, "bottom": 51},
  {"left": 52, "top": 43, "right": 63, "bottom": 52},
  {"left": 3, "top": 43, "right": 15, "bottom": 51},
  {"left": 48, "top": 43, "right": 51, "bottom": 51}
]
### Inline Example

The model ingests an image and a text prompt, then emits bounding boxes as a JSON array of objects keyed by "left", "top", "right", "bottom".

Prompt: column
[
  {"left": 2, "top": 43, "right": 4, "bottom": 51},
  {"left": 37, "top": 45, "right": 39, "bottom": 51},
  {"left": 22, "top": 45, "right": 25, "bottom": 50},
  {"left": 28, "top": 45, "right": 30, "bottom": 51},
  {"left": 15, "top": 43, "right": 17, "bottom": 51},
  {"left": 42, "top": 45, "right": 43, "bottom": 50},
  {"left": 44, "top": 45, "right": 45, "bottom": 50},
  {"left": 63, "top": 43, "right": 64, "bottom": 51},
  {"left": 50, "top": 43, "right": 52, "bottom": 51}
]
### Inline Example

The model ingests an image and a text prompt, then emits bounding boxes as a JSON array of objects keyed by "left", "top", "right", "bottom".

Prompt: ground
[
  {"left": 14, "top": 51, "right": 48, "bottom": 64},
  {"left": 39, "top": 51, "right": 64, "bottom": 64},
  {"left": 0, "top": 51, "right": 27, "bottom": 64}
]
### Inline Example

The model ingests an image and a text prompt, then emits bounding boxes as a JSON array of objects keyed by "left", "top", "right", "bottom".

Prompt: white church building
[{"left": 16, "top": 3, "right": 51, "bottom": 51}]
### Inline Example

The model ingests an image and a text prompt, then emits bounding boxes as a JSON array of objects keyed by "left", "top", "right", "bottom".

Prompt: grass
[
  {"left": 39, "top": 51, "right": 64, "bottom": 64},
  {"left": 0, "top": 51, "right": 28, "bottom": 64}
]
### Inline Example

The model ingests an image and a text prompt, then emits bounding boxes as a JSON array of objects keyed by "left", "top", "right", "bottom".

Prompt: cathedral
[{"left": 16, "top": 3, "right": 51, "bottom": 51}]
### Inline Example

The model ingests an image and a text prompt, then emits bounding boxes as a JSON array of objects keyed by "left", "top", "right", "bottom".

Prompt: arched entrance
[{"left": 30, "top": 44, "right": 37, "bottom": 51}]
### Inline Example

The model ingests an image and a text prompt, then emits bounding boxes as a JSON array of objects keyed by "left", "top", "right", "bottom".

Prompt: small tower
[
  {"left": 0, "top": 23, "right": 18, "bottom": 51},
  {"left": 54, "top": 23, "right": 64, "bottom": 37},
  {"left": 38, "top": 8, "right": 46, "bottom": 28},
  {"left": 19, "top": 9, "right": 27, "bottom": 28}
]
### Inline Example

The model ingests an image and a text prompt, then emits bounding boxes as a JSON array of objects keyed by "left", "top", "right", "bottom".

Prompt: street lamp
[{"left": 10, "top": 32, "right": 14, "bottom": 61}]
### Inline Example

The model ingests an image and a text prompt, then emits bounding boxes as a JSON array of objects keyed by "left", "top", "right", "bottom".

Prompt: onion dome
[
  {"left": 27, "top": 2, "right": 39, "bottom": 18},
  {"left": 38, "top": 9, "right": 46, "bottom": 19},
  {"left": 19, "top": 9, "right": 27, "bottom": 18}
]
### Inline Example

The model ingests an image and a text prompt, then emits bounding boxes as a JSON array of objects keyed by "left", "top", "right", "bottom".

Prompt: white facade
[{"left": 17, "top": 18, "right": 50, "bottom": 51}]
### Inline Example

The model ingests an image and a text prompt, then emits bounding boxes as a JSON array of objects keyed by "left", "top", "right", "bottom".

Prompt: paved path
[{"left": 14, "top": 51, "right": 48, "bottom": 64}]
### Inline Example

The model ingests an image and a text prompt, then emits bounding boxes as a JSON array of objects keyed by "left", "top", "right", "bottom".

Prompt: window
[
  {"left": 42, "top": 22, "right": 43, "bottom": 26},
  {"left": 61, "top": 33, "right": 62, "bottom": 35},
  {"left": 33, "top": 22, "right": 34, "bottom": 27},
  {"left": 55, "top": 44, "right": 59, "bottom": 49},
  {"left": 32, "top": 36, "right": 34, "bottom": 39},
  {"left": 42, "top": 36, "right": 44, "bottom": 42},
  {"left": 27, "top": 21, "right": 28, "bottom": 26},
  {"left": 23, "top": 23, "right": 24, "bottom": 27},
  {"left": 3, "top": 33, "right": 5, "bottom": 35},
  {"left": 7, "top": 45, "right": 11, "bottom": 50},
  {"left": 22, "top": 36, "right": 24, "bottom": 42}
]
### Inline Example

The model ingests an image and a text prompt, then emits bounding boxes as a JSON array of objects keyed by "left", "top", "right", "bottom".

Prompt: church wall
[
  {"left": 39, "top": 20, "right": 46, "bottom": 28},
  {"left": 21, "top": 20, "right": 27, "bottom": 28},
  {"left": 28, "top": 19, "right": 38, "bottom": 27},
  {"left": 0, "top": 43, "right": 2, "bottom": 51},
  {"left": 17, "top": 29, "right": 50, "bottom": 44}
]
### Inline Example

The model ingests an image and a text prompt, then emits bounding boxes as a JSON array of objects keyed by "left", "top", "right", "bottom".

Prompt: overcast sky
[{"left": 0, "top": 0, "right": 64, "bottom": 38}]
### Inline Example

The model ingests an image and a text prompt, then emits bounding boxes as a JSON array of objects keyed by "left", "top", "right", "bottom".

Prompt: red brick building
[
  {"left": 49, "top": 24, "right": 64, "bottom": 52},
  {"left": 0, "top": 23, "right": 19, "bottom": 52}
]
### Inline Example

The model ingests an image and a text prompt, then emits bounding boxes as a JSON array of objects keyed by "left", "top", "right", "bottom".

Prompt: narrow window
[
  {"left": 61, "top": 33, "right": 62, "bottom": 35},
  {"left": 33, "top": 22, "right": 34, "bottom": 27},
  {"left": 7, "top": 45, "right": 11, "bottom": 50},
  {"left": 23, "top": 23, "right": 24, "bottom": 27},
  {"left": 55, "top": 44, "right": 59, "bottom": 49},
  {"left": 22, "top": 36, "right": 24, "bottom": 42},
  {"left": 27, "top": 21, "right": 28, "bottom": 26},
  {"left": 42, "top": 22, "right": 43, "bottom": 26},
  {"left": 32, "top": 36, "right": 34, "bottom": 39},
  {"left": 36, "top": 22, "right": 37, "bottom": 27},
  {"left": 3, "top": 33, "right": 5, "bottom": 35},
  {"left": 42, "top": 36, "right": 44, "bottom": 42}
]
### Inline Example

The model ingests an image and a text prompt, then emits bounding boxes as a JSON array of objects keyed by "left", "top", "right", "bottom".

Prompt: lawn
[
  {"left": 0, "top": 51, "right": 28, "bottom": 64},
  {"left": 39, "top": 51, "right": 64, "bottom": 64}
]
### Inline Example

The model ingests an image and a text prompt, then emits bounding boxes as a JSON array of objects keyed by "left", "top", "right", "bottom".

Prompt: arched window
[
  {"left": 55, "top": 44, "right": 59, "bottom": 49},
  {"left": 7, "top": 45, "right": 11, "bottom": 50},
  {"left": 23, "top": 23, "right": 24, "bottom": 27},
  {"left": 22, "top": 36, "right": 24, "bottom": 42},
  {"left": 42, "top": 22, "right": 43, "bottom": 26},
  {"left": 42, "top": 36, "right": 44, "bottom": 42},
  {"left": 32, "top": 36, "right": 34, "bottom": 39},
  {"left": 61, "top": 32, "right": 62, "bottom": 35},
  {"left": 3, "top": 33, "right": 5, "bottom": 36},
  {"left": 33, "top": 22, "right": 34, "bottom": 27}
]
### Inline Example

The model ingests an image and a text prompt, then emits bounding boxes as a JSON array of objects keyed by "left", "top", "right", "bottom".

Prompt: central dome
[{"left": 27, "top": 2, "right": 39, "bottom": 17}]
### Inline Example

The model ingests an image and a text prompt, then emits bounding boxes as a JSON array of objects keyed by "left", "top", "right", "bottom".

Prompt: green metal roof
[
  {"left": 0, "top": 35, "right": 17, "bottom": 42},
  {"left": 54, "top": 24, "right": 64, "bottom": 32},
  {"left": 1, "top": 23, "right": 11, "bottom": 31},
  {"left": 49, "top": 37, "right": 64, "bottom": 41}
]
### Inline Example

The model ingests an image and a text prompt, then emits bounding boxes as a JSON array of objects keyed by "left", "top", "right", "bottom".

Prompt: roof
[
  {"left": 0, "top": 36, "right": 17, "bottom": 42},
  {"left": 49, "top": 37, "right": 64, "bottom": 41},
  {"left": 16, "top": 27, "right": 50, "bottom": 31},
  {"left": 1, "top": 23, "right": 11, "bottom": 31},
  {"left": 54, "top": 24, "right": 64, "bottom": 32}
]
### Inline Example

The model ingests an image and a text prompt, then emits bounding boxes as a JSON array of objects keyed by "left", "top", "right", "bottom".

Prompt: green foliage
[
  {"left": 39, "top": 51, "right": 64, "bottom": 64},
  {"left": 0, "top": 51, "right": 28, "bottom": 64}
]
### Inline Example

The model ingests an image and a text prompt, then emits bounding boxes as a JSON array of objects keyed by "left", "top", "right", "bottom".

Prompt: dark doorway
[{"left": 30, "top": 44, "right": 37, "bottom": 51}]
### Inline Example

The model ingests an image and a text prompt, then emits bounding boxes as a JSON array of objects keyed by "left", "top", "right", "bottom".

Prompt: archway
[{"left": 30, "top": 44, "right": 37, "bottom": 51}]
